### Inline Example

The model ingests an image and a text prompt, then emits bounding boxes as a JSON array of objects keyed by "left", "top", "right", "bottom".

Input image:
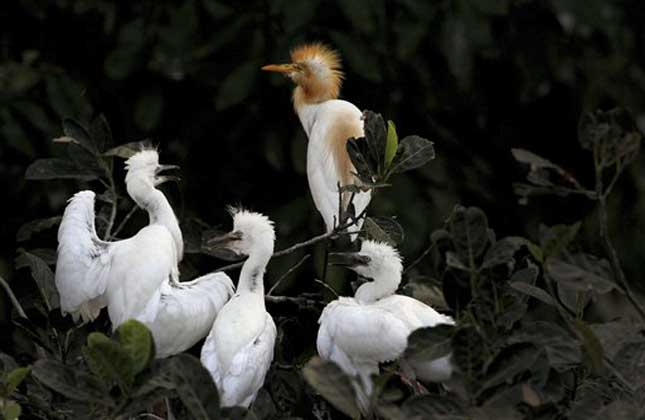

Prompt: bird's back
[
  {"left": 301, "top": 100, "right": 371, "bottom": 232},
  {"left": 105, "top": 224, "right": 177, "bottom": 327},
  {"left": 374, "top": 294, "right": 455, "bottom": 331},
  {"left": 148, "top": 272, "right": 234, "bottom": 358}
]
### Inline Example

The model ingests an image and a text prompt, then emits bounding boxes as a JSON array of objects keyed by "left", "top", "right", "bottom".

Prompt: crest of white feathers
[
  {"left": 360, "top": 240, "right": 403, "bottom": 273},
  {"left": 228, "top": 207, "right": 276, "bottom": 242},
  {"left": 125, "top": 147, "right": 160, "bottom": 171}
]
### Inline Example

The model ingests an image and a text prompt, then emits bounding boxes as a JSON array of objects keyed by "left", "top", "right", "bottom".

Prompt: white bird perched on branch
[
  {"left": 316, "top": 240, "right": 454, "bottom": 413},
  {"left": 200, "top": 209, "right": 277, "bottom": 408},
  {"left": 55, "top": 150, "right": 180, "bottom": 323},
  {"left": 262, "top": 43, "right": 371, "bottom": 236}
]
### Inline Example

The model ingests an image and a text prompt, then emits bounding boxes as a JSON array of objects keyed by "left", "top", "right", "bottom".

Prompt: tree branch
[
  {"left": 268, "top": 254, "right": 310, "bottom": 296},
  {"left": 108, "top": 202, "right": 138, "bottom": 240},
  {"left": 0, "top": 275, "right": 28, "bottom": 318}
]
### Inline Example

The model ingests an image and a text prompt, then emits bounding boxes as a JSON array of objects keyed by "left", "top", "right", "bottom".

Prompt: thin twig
[
  {"left": 213, "top": 226, "right": 360, "bottom": 273},
  {"left": 403, "top": 241, "right": 437, "bottom": 275},
  {"left": 108, "top": 203, "right": 138, "bottom": 240},
  {"left": 265, "top": 294, "right": 322, "bottom": 307},
  {"left": 268, "top": 254, "right": 310, "bottom": 296},
  {"left": 103, "top": 179, "right": 118, "bottom": 240},
  {"left": 0, "top": 275, "right": 28, "bottom": 318},
  {"left": 314, "top": 278, "right": 339, "bottom": 298},
  {"left": 593, "top": 145, "right": 645, "bottom": 319}
]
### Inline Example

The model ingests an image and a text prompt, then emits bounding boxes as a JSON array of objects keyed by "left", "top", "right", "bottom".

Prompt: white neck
[
  {"left": 237, "top": 242, "right": 273, "bottom": 295},
  {"left": 130, "top": 185, "right": 184, "bottom": 260},
  {"left": 355, "top": 267, "right": 401, "bottom": 304}
]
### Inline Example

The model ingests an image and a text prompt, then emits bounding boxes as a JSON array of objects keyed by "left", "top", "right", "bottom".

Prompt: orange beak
[{"left": 261, "top": 63, "right": 299, "bottom": 73}]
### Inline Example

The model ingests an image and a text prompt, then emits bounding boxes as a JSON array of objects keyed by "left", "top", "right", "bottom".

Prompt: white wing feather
[
  {"left": 201, "top": 312, "right": 276, "bottom": 408},
  {"left": 55, "top": 191, "right": 111, "bottom": 322},
  {"left": 147, "top": 272, "right": 234, "bottom": 358}
]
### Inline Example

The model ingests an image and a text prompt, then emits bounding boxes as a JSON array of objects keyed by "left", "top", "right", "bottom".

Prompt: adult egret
[
  {"left": 316, "top": 240, "right": 454, "bottom": 412},
  {"left": 55, "top": 150, "right": 180, "bottom": 324},
  {"left": 200, "top": 209, "right": 277, "bottom": 408},
  {"left": 262, "top": 43, "right": 371, "bottom": 235}
]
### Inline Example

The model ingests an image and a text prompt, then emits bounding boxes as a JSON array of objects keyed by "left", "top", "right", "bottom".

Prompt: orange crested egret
[
  {"left": 200, "top": 209, "right": 277, "bottom": 408},
  {"left": 262, "top": 43, "right": 371, "bottom": 237}
]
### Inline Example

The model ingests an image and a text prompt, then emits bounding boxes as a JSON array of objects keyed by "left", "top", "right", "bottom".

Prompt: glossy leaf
[
  {"left": 388, "top": 135, "right": 435, "bottom": 175},
  {"left": 385, "top": 120, "right": 398, "bottom": 169},
  {"left": 509, "top": 322, "right": 581, "bottom": 371},
  {"left": 16, "top": 216, "right": 61, "bottom": 242},
  {"left": 545, "top": 256, "right": 617, "bottom": 294},
  {"left": 404, "top": 324, "right": 455, "bottom": 362},
  {"left": 448, "top": 205, "right": 490, "bottom": 261},
  {"left": 509, "top": 282, "right": 558, "bottom": 307},
  {"left": 31, "top": 359, "right": 110, "bottom": 404},
  {"left": 481, "top": 343, "right": 541, "bottom": 391},
  {"left": 363, "top": 110, "right": 387, "bottom": 172},
  {"left": 166, "top": 354, "right": 220, "bottom": 420},
  {"left": 116, "top": 320, "right": 154, "bottom": 375},
  {"left": 62, "top": 118, "right": 96, "bottom": 154},
  {"left": 102, "top": 141, "right": 148, "bottom": 159},
  {"left": 25, "top": 158, "right": 100, "bottom": 180},
  {"left": 573, "top": 320, "right": 604, "bottom": 374},
  {"left": 84, "top": 332, "right": 135, "bottom": 392},
  {"left": 362, "top": 216, "right": 404, "bottom": 245},
  {"left": 15, "top": 250, "right": 59, "bottom": 310},
  {"left": 303, "top": 357, "right": 361, "bottom": 419},
  {"left": 5, "top": 366, "right": 30, "bottom": 394}
]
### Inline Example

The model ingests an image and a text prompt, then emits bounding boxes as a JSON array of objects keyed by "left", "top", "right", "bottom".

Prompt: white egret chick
[
  {"left": 200, "top": 209, "right": 277, "bottom": 408},
  {"left": 55, "top": 150, "right": 180, "bottom": 324},
  {"left": 316, "top": 240, "right": 454, "bottom": 413},
  {"left": 262, "top": 43, "right": 371, "bottom": 236}
]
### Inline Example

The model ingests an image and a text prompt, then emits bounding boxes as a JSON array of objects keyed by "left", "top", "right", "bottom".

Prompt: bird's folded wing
[
  {"left": 221, "top": 314, "right": 277, "bottom": 406},
  {"left": 318, "top": 299, "right": 409, "bottom": 364},
  {"left": 374, "top": 295, "right": 455, "bottom": 330}
]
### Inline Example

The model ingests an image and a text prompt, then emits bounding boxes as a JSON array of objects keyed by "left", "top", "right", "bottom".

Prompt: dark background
[{"left": 2, "top": 0, "right": 645, "bottom": 320}]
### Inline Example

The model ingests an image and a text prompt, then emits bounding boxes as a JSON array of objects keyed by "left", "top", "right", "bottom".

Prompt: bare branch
[
  {"left": 108, "top": 202, "right": 138, "bottom": 240},
  {"left": 0, "top": 275, "right": 28, "bottom": 318},
  {"left": 268, "top": 254, "right": 310, "bottom": 296},
  {"left": 314, "top": 278, "right": 339, "bottom": 298}
]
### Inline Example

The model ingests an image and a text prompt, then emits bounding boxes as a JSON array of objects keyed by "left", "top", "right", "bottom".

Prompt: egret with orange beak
[{"left": 262, "top": 43, "right": 371, "bottom": 236}]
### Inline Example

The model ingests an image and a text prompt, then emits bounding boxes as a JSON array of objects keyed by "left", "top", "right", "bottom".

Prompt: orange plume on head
[{"left": 290, "top": 43, "right": 343, "bottom": 76}]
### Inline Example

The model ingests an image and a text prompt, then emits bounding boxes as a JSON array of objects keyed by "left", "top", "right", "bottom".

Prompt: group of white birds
[{"left": 54, "top": 43, "right": 454, "bottom": 413}]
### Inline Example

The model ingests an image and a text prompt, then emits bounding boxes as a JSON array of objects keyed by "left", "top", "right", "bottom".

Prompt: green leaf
[
  {"left": 116, "top": 320, "right": 154, "bottom": 375},
  {"left": 15, "top": 250, "right": 59, "bottom": 310},
  {"left": 1, "top": 401, "right": 21, "bottom": 420},
  {"left": 361, "top": 216, "right": 404, "bottom": 245},
  {"left": 215, "top": 61, "right": 258, "bottom": 110},
  {"left": 481, "top": 343, "right": 541, "bottom": 392},
  {"left": 102, "top": 141, "right": 148, "bottom": 159},
  {"left": 613, "top": 340, "right": 645, "bottom": 389},
  {"left": 481, "top": 236, "right": 531, "bottom": 269},
  {"left": 509, "top": 282, "right": 558, "bottom": 307},
  {"left": 385, "top": 120, "right": 398, "bottom": 169},
  {"left": 5, "top": 367, "right": 30, "bottom": 394},
  {"left": 84, "top": 332, "right": 135, "bottom": 393},
  {"left": 167, "top": 354, "right": 220, "bottom": 420},
  {"left": 402, "top": 395, "right": 467, "bottom": 418},
  {"left": 508, "top": 322, "right": 581, "bottom": 371},
  {"left": 346, "top": 137, "right": 377, "bottom": 184},
  {"left": 62, "top": 118, "right": 96, "bottom": 154},
  {"left": 545, "top": 256, "right": 617, "bottom": 294},
  {"left": 540, "top": 222, "right": 581, "bottom": 259},
  {"left": 448, "top": 205, "right": 490, "bottom": 262},
  {"left": 31, "top": 359, "right": 110, "bottom": 404},
  {"left": 578, "top": 108, "right": 641, "bottom": 164},
  {"left": 573, "top": 320, "right": 604, "bottom": 374},
  {"left": 404, "top": 324, "right": 455, "bottom": 362},
  {"left": 89, "top": 114, "right": 113, "bottom": 153},
  {"left": 388, "top": 135, "right": 435, "bottom": 175},
  {"left": 451, "top": 327, "right": 485, "bottom": 381},
  {"left": 24, "top": 158, "right": 100, "bottom": 181},
  {"left": 303, "top": 357, "right": 361, "bottom": 419},
  {"left": 362, "top": 110, "right": 387, "bottom": 173},
  {"left": 16, "top": 216, "right": 61, "bottom": 242}
]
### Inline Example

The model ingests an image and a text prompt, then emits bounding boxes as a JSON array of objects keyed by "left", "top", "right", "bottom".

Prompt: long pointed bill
[
  {"left": 206, "top": 230, "right": 244, "bottom": 261},
  {"left": 328, "top": 252, "right": 371, "bottom": 268},
  {"left": 154, "top": 175, "right": 181, "bottom": 186},
  {"left": 207, "top": 230, "right": 243, "bottom": 248},
  {"left": 157, "top": 164, "right": 180, "bottom": 173},
  {"left": 261, "top": 63, "right": 298, "bottom": 73}
]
